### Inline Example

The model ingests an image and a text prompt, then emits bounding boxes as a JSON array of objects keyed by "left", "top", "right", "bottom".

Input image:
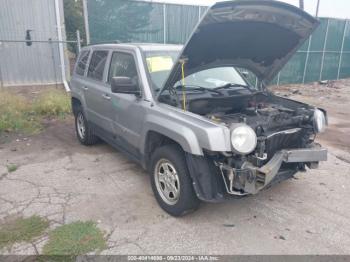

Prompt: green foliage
[
  {"left": 0, "top": 91, "right": 41, "bottom": 134},
  {"left": 6, "top": 164, "right": 18, "bottom": 173},
  {"left": 0, "top": 89, "right": 71, "bottom": 135},
  {"left": 0, "top": 216, "right": 49, "bottom": 249},
  {"left": 88, "top": 0, "right": 154, "bottom": 43},
  {"left": 42, "top": 221, "right": 106, "bottom": 257},
  {"left": 32, "top": 89, "right": 71, "bottom": 117},
  {"left": 63, "top": 0, "right": 86, "bottom": 53}
]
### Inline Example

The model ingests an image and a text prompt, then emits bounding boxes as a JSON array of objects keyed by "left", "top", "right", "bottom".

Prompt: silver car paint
[{"left": 71, "top": 44, "right": 231, "bottom": 157}]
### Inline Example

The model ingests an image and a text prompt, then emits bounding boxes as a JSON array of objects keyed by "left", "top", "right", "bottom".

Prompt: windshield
[
  {"left": 144, "top": 50, "right": 251, "bottom": 92},
  {"left": 174, "top": 67, "right": 247, "bottom": 89},
  {"left": 144, "top": 50, "right": 179, "bottom": 91}
]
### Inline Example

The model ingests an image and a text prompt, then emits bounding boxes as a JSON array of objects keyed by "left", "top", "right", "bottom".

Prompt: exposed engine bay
[
  {"left": 188, "top": 92, "right": 313, "bottom": 131},
  {"left": 160, "top": 86, "right": 327, "bottom": 197},
  {"left": 185, "top": 91, "right": 323, "bottom": 196}
]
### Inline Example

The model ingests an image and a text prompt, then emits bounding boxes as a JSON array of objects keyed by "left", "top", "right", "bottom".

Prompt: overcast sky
[{"left": 151, "top": 0, "right": 350, "bottom": 19}]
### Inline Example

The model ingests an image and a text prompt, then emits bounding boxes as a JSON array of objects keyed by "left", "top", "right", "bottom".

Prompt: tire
[
  {"left": 150, "top": 144, "right": 200, "bottom": 217},
  {"left": 74, "top": 106, "right": 99, "bottom": 146}
]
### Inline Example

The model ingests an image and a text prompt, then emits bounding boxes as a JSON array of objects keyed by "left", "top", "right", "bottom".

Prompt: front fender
[{"left": 141, "top": 114, "right": 203, "bottom": 155}]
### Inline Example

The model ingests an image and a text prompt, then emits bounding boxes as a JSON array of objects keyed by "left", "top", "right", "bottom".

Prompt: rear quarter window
[
  {"left": 75, "top": 50, "right": 90, "bottom": 76},
  {"left": 87, "top": 50, "right": 109, "bottom": 81}
]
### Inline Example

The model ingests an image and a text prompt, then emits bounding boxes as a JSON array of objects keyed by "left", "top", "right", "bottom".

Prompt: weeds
[
  {"left": 42, "top": 221, "right": 106, "bottom": 256},
  {"left": 6, "top": 164, "right": 18, "bottom": 173},
  {"left": 0, "top": 216, "right": 49, "bottom": 249},
  {"left": 32, "top": 89, "right": 71, "bottom": 117},
  {"left": 0, "top": 91, "right": 40, "bottom": 134},
  {"left": 0, "top": 88, "right": 71, "bottom": 134}
]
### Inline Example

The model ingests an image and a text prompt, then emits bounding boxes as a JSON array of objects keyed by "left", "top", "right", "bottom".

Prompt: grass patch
[
  {"left": 42, "top": 221, "right": 106, "bottom": 256},
  {"left": 0, "top": 216, "right": 49, "bottom": 249},
  {"left": 32, "top": 89, "right": 71, "bottom": 117},
  {"left": 6, "top": 164, "right": 18, "bottom": 173},
  {"left": 0, "top": 88, "right": 71, "bottom": 135},
  {"left": 0, "top": 91, "right": 40, "bottom": 134}
]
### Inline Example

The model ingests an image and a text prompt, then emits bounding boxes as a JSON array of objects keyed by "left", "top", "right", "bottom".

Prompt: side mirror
[{"left": 111, "top": 77, "right": 141, "bottom": 96}]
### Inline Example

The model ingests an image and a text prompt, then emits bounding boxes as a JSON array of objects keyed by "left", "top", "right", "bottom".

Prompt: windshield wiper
[
  {"left": 214, "top": 83, "right": 253, "bottom": 91},
  {"left": 174, "top": 85, "right": 222, "bottom": 94}
]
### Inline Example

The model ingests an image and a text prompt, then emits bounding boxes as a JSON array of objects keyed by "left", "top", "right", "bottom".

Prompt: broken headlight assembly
[
  {"left": 313, "top": 109, "right": 327, "bottom": 133},
  {"left": 230, "top": 124, "right": 257, "bottom": 155}
]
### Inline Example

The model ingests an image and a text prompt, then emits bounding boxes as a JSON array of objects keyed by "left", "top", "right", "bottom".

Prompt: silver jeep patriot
[{"left": 70, "top": 0, "right": 328, "bottom": 216}]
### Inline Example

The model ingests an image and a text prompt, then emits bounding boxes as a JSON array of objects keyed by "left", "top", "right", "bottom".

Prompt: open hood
[{"left": 161, "top": 0, "right": 319, "bottom": 91}]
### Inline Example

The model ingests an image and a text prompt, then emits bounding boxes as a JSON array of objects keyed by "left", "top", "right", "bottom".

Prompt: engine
[
  {"left": 195, "top": 92, "right": 317, "bottom": 165},
  {"left": 207, "top": 102, "right": 313, "bottom": 135}
]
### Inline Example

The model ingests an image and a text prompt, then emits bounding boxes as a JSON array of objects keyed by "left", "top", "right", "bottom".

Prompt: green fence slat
[
  {"left": 299, "top": 37, "right": 310, "bottom": 51},
  {"left": 88, "top": 0, "right": 156, "bottom": 44},
  {"left": 304, "top": 53, "right": 323, "bottom": 83},
  {"left": 87, "top": 2, "right": 350, "bottom": 84},
  {"left": 279, "top": 53, "right": 307, "bottom": 84},
  {"left": 326, "top": 19, "right": 346, "bottom": 51},
  {"left": 131, "top": 3, "right": 164, "bottom": 43},
  {"left": 166, "top": 4, "right": 199, "bottom": 44},
  {"left": 310, "top": 18, "right": 328, "bottom": 51},
  {"left": 339, "top": 53, "right": 350, "bottom": 78},
  {"left": 322, "top": 53, "right": 341, "bottom": 80},
  {"left": 343, "top": 21, "right": 350, "bottom": 51}
]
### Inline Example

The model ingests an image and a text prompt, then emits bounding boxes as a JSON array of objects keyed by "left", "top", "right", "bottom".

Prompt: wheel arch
[
  {"left": 71, "top": 96, "right": 82, "bottom": 116},
  {"left": 141, "top": 116, "right": 203, "bottom": 161},
  {"left": 142, "top": 126, "right": 202, "bottom": 170}
]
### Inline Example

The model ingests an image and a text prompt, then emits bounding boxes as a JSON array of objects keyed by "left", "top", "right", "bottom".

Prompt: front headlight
[
  {"left": 230, "top": 124, "right": 257, "bottom": 154},
  {"left": 313, "top": 109, "right": 326, "bottom": 133}
]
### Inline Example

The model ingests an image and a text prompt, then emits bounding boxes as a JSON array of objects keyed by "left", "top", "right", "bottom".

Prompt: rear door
[
  {"left": 70, "top": 49, "right": 91, "bottom": 105},
  {"left": 108, "top": 51, "right": 145, "bottom": 157},
  {"left": 84, "top": 49, "right": 114, "bottom": 133}
]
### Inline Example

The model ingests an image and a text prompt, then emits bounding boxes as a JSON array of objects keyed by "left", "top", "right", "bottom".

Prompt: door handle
[
  {"left": 102, "top": 94, "right": 111, "bottom": 100},
  {"left": 82, "top": 86, "right": 89, "bottom": 90}
]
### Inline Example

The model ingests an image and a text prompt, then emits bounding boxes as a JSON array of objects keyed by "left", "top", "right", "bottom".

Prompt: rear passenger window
[
  {"left": 75, "top": 50, "right": 90, "bottom": 76},
  {"left": 87, "top": 50, "right": 109, "bottom": 81}
]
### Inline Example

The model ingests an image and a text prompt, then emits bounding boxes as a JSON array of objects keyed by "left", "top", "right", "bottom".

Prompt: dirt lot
[{"left": 1, "top": 80, "right": 350, "bottom": 255}]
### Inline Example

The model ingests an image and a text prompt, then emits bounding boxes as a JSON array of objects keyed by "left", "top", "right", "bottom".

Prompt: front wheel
[{"left": 150, "top": 145, "right": 200, "bottom": 216}]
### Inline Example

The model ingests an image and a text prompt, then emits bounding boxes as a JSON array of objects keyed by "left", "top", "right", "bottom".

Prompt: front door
[{"left": 108, "top": 51, "right": 145, "bottom": 158}]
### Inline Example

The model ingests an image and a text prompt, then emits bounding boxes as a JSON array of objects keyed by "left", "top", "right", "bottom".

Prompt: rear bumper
[{"left": 219, "top": 144, "right": 328, "bottom": 195}]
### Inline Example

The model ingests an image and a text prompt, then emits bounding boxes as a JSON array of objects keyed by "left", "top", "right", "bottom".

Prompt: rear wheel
[
  {"left": 150, "top": 145, "right": 200, "bottom": 216},
  {"left": 74, "top": 107, "right": 99, "bottom": 146}
]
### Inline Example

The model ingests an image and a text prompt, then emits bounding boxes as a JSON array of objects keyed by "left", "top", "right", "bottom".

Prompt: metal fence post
[
  {"left": 163, "top": 4, "right": 167, "bottom": 44},
  {"left": 319, "top": 18, "right": 330, "bottom": 81},
  {"left": 337, "top": 20, "right": 348, "bottom": 80},
  {"left": 316, "top": 0, "right": 321, "bottom": 17},
  {"left": 302, "top": 36, "right": 312, "bottom": 84},
  {"left": 49, "top": 38, "right": 58, "bottom": 89},
  {"left": 76, "top": 30, "right": 81, "bottom": 53},
  {"left": 83, "top": 0, "right": 90, "bottom": 45},
  {"left": 0, "top": 42, "right": 3, "bottom": 88}
]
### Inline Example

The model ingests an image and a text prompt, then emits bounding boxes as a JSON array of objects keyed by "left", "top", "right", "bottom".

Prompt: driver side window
[{"left": 108, "top": 52, "right": 139, "bottom": 85}]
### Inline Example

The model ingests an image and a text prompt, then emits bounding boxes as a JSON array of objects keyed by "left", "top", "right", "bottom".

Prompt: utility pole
[
  {"left": 299, "top": 0, "right": 304, "bottom": 10},
  {"left": 82, "top": 0, "right": 90, "bottom": 45},
  {"left": 316, "top": 0, "right": 321, "bottom": 17}
]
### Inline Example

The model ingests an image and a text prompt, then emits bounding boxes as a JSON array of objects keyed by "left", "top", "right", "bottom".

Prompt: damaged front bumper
[{"left": 219, "top": 144, "right": 328, "bottom": 195}]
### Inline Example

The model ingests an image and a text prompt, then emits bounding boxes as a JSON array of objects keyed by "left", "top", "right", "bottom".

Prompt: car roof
[{"left": 81, "top": 43, "right": 183, "bottom": 52}]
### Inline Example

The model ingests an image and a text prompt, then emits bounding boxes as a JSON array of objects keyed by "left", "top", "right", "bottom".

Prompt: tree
[
  {"left": 63, "top": 0, "right": 86, "bottom": 53},
  {"left": 88, "top": 0, "right": 154, "bottom": 43}
]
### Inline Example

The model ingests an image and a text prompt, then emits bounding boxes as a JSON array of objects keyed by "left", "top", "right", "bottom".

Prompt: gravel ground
[{"left": 1, "top": 80, "right": 350, "bottom": 255}]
